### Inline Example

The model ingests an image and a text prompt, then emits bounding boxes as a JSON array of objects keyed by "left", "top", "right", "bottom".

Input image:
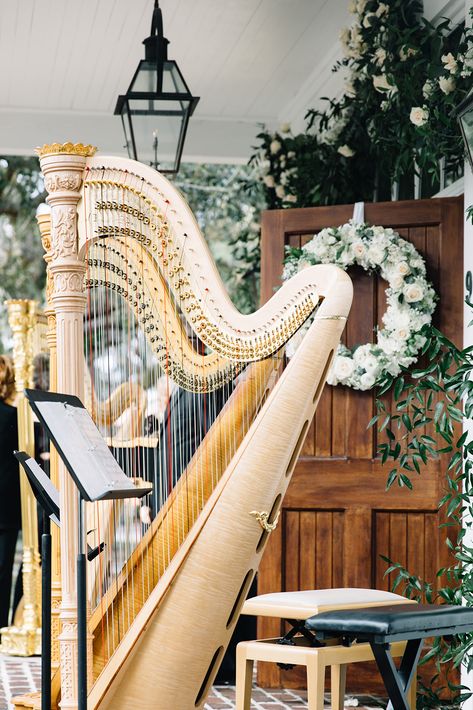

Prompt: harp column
[
  {"left": 37, "top": 143, "right": 96, "bottom": 710},
  {"left": 37, "top": 207, "right": 62, "bottom": 673}
]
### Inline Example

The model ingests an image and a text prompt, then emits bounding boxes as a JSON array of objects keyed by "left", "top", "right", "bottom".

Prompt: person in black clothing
[{"left": 0, "top": 354, "right": 20, "bottom": 629}]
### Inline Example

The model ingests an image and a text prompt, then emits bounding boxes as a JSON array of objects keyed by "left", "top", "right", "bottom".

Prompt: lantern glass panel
[
  {"left": 130, "top": 60, "right": 188, "bottom": 95},
  {"left": 125, "top": 98, "right": 190, "bottom": 173}
]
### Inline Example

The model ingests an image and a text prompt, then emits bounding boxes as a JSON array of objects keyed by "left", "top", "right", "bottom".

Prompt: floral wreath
[{"left": 283, "top": 221, "right": 437, "bottom": 390}]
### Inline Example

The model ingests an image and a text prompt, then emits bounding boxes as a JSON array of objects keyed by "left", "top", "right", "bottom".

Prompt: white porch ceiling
[{"left": 0, "top": 0, "right": 464, "bottom": 163}]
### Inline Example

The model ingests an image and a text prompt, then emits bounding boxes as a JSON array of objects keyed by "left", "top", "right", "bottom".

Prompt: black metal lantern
[
  {"left": 114, "top": 1, "right": 199, "bottom": 175},
  {"left": 458, "top": 88, "right": 473, "bottom": 171}
]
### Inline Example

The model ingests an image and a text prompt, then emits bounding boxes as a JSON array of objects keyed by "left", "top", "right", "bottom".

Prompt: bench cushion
[
  {"left": 242, "top": 588, "right": 407, "bottom": 619},
  {"left": 306, "top": 603, "right": 473, "bottom": 643}
]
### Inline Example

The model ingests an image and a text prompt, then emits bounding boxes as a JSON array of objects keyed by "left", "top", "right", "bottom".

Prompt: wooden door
[{"left": 257, "top": 197, "right": 463, "bottom": 693}]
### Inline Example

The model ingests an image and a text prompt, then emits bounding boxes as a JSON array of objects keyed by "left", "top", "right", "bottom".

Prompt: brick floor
[{"left": 0, "top": 655, "right": 385, "bottom": 710}]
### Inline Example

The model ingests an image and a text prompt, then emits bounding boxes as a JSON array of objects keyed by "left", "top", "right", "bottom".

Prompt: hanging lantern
[{"left": 114, "top": 1, "right": 199, "bottom": 175}]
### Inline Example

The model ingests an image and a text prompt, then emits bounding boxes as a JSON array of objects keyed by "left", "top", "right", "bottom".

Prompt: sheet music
[{"left": 30, "top": 397, "right": 151, "bottom": 501}]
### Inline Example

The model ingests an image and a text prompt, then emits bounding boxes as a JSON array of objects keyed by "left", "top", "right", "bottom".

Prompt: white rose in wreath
[
  {"left": 283, "top": 220, "right": 436, "bottom": 390},
  {"left": 334, "top": 356, "right": 355, "bottom": 381},
  {"left": 404, "top": 282, "right": 424, "bottom": 303}
]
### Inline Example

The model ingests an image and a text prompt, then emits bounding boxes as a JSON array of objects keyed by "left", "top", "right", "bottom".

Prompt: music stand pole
[
  {"left": 77, "top": 493, "right": 87, "bottom": 710},
  {"left": 41, "top": 509, "right": 51, "bottom": 710}
]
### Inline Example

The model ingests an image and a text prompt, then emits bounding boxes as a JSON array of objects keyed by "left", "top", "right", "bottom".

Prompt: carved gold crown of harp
[{"left": 30, "top": 145, "right": 352, "bottom": 710}]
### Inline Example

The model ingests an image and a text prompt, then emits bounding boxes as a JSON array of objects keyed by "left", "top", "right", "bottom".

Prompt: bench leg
[
  {"left": 330, "top": 663, "right": 347, "bottom": 710},
  {"left": 235, "top": 645, "right": 254, "bottom": 710},
  {"left": 407, "top": 672, "right": 417, "bottom": 710},
  {"left": 370, "top": 639, "right": 423, "bottom": 710},
  {"left": 306, "top": 654, "right": 326, "bottom": 710}
]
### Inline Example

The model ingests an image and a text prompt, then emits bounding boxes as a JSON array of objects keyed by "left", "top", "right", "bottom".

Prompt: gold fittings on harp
[{"left": 249, "top": 510, "right": 280, "bottom": 533}]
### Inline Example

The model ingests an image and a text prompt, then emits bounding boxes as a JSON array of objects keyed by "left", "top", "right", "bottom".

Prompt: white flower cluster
[
  {"left": 255, "top": 126, "right": 298, "bottom": 204},
  {"left": 410, "top": 47, "right": 473, "bottom": 126},
  {"left": 283, "top": 221, "right": 436, "bottom": 391}
]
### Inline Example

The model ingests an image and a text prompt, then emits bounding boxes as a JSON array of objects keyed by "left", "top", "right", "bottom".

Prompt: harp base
[
  {"left": 11, "top": 691, "right": 42, "bottom": 710},
  {"left": 0, "top": 625, "right": 41, "bottom": 657}
]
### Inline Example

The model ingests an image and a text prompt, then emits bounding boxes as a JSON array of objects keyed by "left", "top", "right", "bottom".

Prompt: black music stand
[
  {"left": 15, "top": 452, "right": 58, "bottom": 710},
  {"left": 23, "top": 390, "right": 152, "bottom": 710}
]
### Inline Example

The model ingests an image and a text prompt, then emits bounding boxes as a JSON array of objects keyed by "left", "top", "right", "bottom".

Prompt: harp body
[{"left": 30, "top": 144, "right": 352, "bottom": 710}]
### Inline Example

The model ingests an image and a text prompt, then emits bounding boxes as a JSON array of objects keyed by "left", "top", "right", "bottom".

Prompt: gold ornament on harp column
[
  {"left": 249, "top": 510, "right": 281, "bottom": 533},
  {"left": 35, "top": 142, "right": 97, "bottom": 158}
]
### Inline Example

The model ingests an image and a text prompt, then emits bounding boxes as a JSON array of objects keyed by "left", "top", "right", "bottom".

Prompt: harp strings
[{"left": 81, "top": 169, "right": 283, "bottom": 677}]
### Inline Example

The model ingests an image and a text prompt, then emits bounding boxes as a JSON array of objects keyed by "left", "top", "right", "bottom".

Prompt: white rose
[
  {"left": 396, "top": 261, "right": 410, "bottom": 276},
  {"left": 333, "top": 356, "right": 355, "bottom": 381},
  {"left": 285, "top": 194, "right": 297, "bottom": 203},
  {"left": 260, "top": 159, "right": 271, "bottom": 173},
  {"left": 394, "top": 327, "right": 410, "bottom": 340},
  {"left": 389, "top": 274, "right": 404, "bottom": 290},
  {"left": 373, "top": 74, "right": 397, "bottom": 95},
  {"left": 363, "top": 354, "right": 379, "bottom": 375},
  {"left": 404, "top": 282, "right": 424, "bottom": 303},
  {"left": 280, "top": 122, "right": 291, "bottom": 134},
  {"left": 376, "top": 2, "right": 389, "bottom": 16},
  {"left": 360, "top": 372, "right": 376, "bottom": 389},
  {"left": 270, "top": 140, "right": 282, "bottom": 154},
  {"left": 439, "top": 76, "right": 455, "bottom": 95},
  {"left": 287, "top": 151, "right": 296, "bottom": 159},
  {"left": 263, "top": 175, "right": 275, "bottom": 188},
  {"left": 275, "top": 185, "right": 285, "bottom": 199},
  {"left": 374, "top": 47, "right": 387, "bottom": 66},
  {"left": 378, "top": 334, "right": 400, "bottom": 355},
  {"left": 356, "top": 0, "right": 367, "bottom": 12},
  {"left": 352, "top": 241, "right": 366, "bottom": 258},
  {"left": 353, "top": 344, "right": 371, "bottom": 365},
  {"left": 363, "top": 12, "right": 375, "bottom": 28},
  {"left": 442, "top": 52, "right": 458, "bottom": 74},
  {"left": 422, "top": 80, "right": 435, "bottom": 99},
  {"left": 409, "top": 106, "right": 428, "bottom": 127},
  {"left": 368, "top": 245, "right": 386, "bottom": 263},
  {"left": 338, "top": 144, "right": 355, "bottom": 158}
]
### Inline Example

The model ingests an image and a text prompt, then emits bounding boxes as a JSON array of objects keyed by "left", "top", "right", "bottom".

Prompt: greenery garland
[
  {"left": 249, "top": 0, "right": 473, "bottom": 210},
  {"left": 284, "top": 221, "right": 436, "bottom": 389}
]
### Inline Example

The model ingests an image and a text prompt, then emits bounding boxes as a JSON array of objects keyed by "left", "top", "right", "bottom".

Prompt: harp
[
  {"left": 0, "top": 299, "right": 49, "bottom": 656},
  {"left": 28, "top": 143, "right": 352, "bottom": 710}
]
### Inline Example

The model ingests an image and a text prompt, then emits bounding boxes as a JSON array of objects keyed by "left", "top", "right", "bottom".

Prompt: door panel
[{"left": 257, "top": 198, "right": 463, "bottom": 693}]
